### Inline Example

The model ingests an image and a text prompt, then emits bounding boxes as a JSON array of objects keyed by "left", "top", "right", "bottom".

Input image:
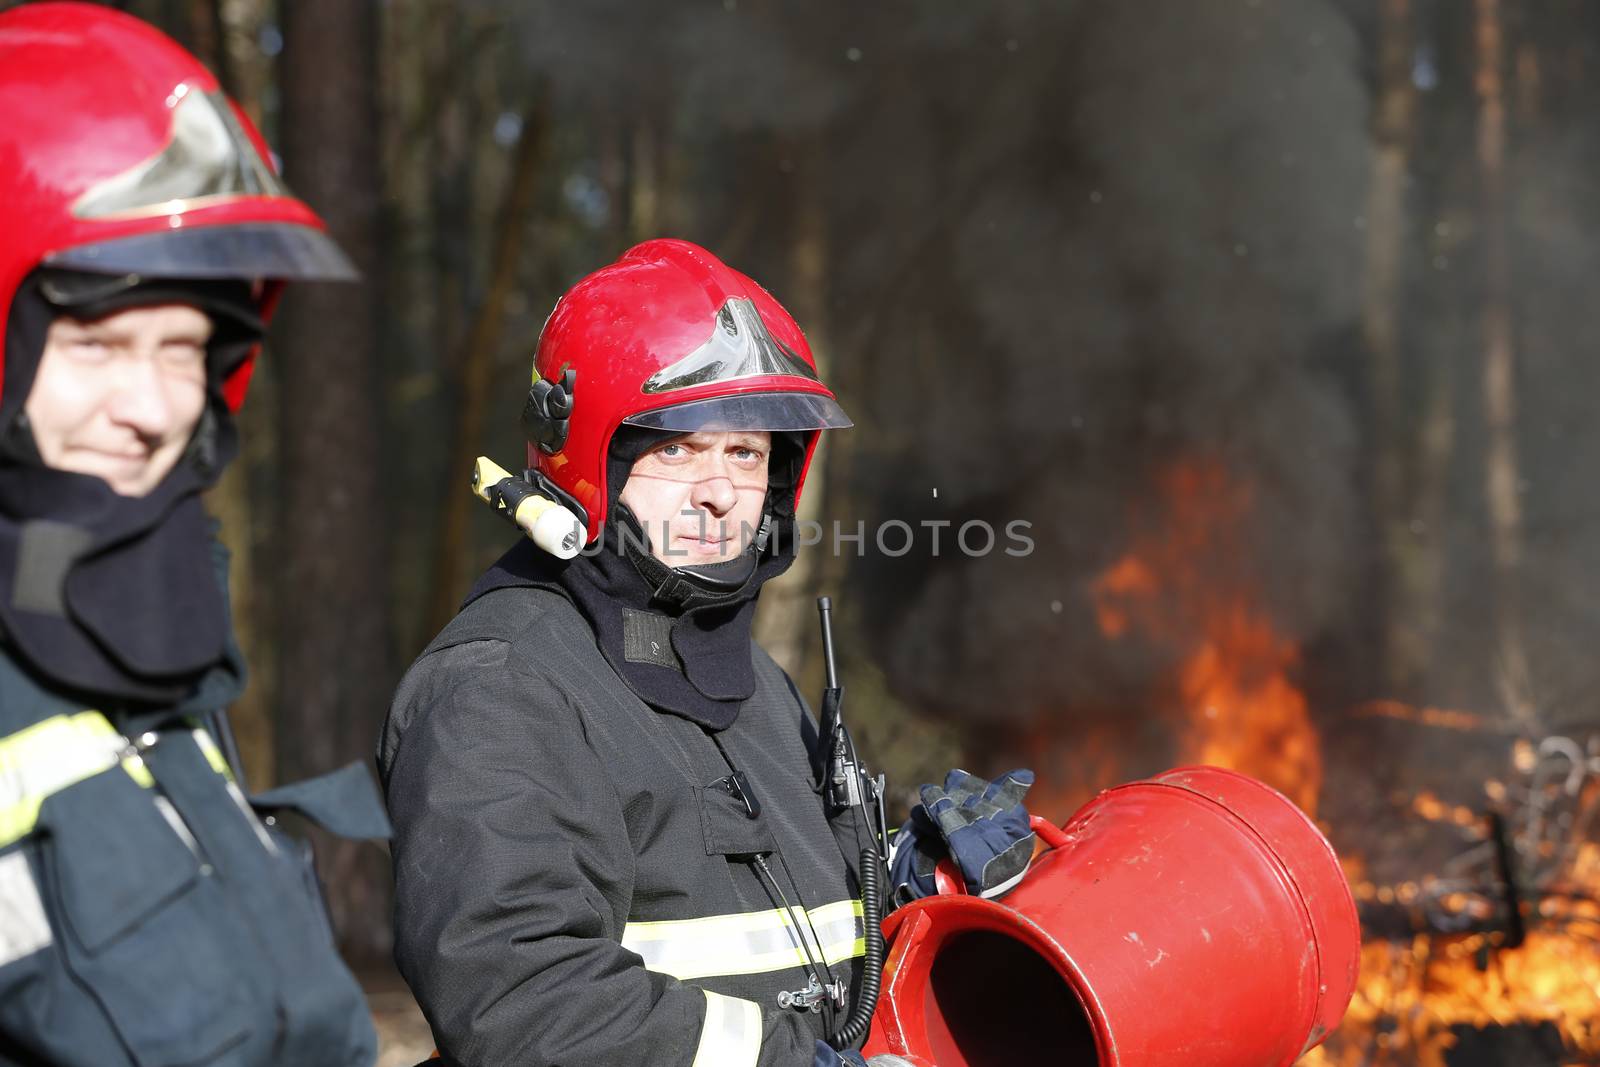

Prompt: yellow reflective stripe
[
  {"left": 121, "top": 753, "right": 154, "bottom": 788},
  {"left": 189, "top": 728, "right": 233, "bottom": 780},
  {"left": 622, "top": 898, "right": 866, "bottom": 981},
  {"left": 0, "top": 711, "right": 151, "bottom": 847},
  {"left": 692, "top": 990, "right": 761, "bottom": 1067}
]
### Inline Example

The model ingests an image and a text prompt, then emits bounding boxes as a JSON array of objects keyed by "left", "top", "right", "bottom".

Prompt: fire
[
  {"left": 1409, "top": 790, "right": 1484, "bottom": 831},
  {"left": 1354, "top": 700, "right": 1494, "bottom": 733},
  {"left": 1310, "top": 749, "right": 1600, "bottom": 1064},
  {"left": 1069, "top": 457, "right": 1600, "bottom": 1063},
  {"left": 1019, "top": 722, "right": 1130, "bottom": 823},
  {"left": 1091, "top": 459, "right": 1322, "bottom": 814},
  {"left": 1301, "top": 930, "right": 1600, "bottom": 1067}
]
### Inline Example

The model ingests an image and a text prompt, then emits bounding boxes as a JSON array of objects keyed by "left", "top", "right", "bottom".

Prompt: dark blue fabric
[
  {"left": 817, "top": 1040, "right": 868, "bottom": 1066},
  {"left": 889, "top": 810, "right": 935, "bottom": 902},
  {"left": 144, "top": 733, "right": 377, "bottom": 1065},
  {"left": 890, "top": 768, "right": 1037, "bottom": 902},
  {"left": 251, "top": 760, "right": 391, "bottom": 840}
]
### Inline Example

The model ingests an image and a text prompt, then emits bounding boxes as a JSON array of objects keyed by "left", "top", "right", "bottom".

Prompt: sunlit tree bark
[
  {"left": 426, "top": 99, "right": 550, "bottom": 635},
  {"left": 1474, "top": 0, "right": 1537, "bottom": 728},
  {"left": 143, "top": 0, "right": 279, "bottom": 792},
  {"left": 276, "top": 1, "right": 393, "bottom": 964},
  {"left": 1365, "top": 0, "right": 1427, "bottom": 696},
  {"left": 755, "top": 143, "right": 832, "bottom": 675}
]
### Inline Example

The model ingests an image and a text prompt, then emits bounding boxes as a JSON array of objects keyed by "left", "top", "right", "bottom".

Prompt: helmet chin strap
[{"left": 618, "top": 505, "right": 773, "bottom": 612}]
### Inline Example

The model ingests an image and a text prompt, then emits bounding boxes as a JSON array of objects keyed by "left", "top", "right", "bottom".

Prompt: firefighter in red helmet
[
  {"left": 0, "top": 5, "right": 387, "bottom": 1066},
  {"left": 379, "top": 240, "right": 1036, "bottom": 1067}
]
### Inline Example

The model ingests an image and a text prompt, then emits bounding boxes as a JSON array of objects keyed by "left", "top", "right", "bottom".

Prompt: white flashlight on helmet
[{"left": 471, "top": 456, "right": 584, "bottom": 560}]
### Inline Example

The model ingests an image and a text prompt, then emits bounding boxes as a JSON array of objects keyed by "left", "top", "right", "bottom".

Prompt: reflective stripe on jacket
[
  {"left": 694, "top": 990, "right": 765, "bottom": 1066},
  {"left": 0, "top": 710, "right": 235, "bottom": 847},
  {"left": 622, "top": 898, "right": 866, "bottom": 981}
]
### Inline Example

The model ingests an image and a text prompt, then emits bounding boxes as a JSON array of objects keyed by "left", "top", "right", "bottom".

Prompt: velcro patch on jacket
[
  {"left": 622, "top": 610, "right": 681, "bottom": 669},
  {"left": 0, "top": 850, "right": 52, "bottom": 967},
  {"left": 12, "top": 521, "right": 93, "bottom": 616}
]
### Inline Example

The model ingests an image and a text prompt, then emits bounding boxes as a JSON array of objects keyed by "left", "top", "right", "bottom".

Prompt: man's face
[
  {"left": 619, "top": 430, "right": 772, "bottom": 566},
  {"left": 25, "top": 303, "right": 212, "bottom": 497}
]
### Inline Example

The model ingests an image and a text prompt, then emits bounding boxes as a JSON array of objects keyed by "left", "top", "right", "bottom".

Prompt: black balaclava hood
[
  {"left": 0, "top": 269, "right": 261, "bottom": 709},
  {"left": 470, "top": 427, "right": 807, "bottom": 731}
]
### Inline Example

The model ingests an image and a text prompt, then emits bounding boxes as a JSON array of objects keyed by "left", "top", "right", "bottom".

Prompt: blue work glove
[{"left": 889, "top": 768, "right": 1037, "bottom": 904}]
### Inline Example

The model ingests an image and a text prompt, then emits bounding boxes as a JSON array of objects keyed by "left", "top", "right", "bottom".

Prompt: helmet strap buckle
[{"left": 753, "top": 511, "right": 772, "bottom": 554}]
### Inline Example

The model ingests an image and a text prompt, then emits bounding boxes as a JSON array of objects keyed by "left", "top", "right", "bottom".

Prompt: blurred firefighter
[
  {"left": 0, "top": 5, "right": 388, "bottom": 1066},
  {"left": 380, "top": 239, "right": 1038, "bottom": 1067}
]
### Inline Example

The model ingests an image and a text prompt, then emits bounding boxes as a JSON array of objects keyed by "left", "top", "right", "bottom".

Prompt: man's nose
[
  {"left": 105, "top": 359, "right": 178, "bottom": 439},
  {"left": 690, "top": 469, "right": 739, "bottom": 516}
]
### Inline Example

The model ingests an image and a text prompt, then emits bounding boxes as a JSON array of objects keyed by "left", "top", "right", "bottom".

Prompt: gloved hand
[{"left": 889, "top": 768, "right": 1037, "bottom": 903}]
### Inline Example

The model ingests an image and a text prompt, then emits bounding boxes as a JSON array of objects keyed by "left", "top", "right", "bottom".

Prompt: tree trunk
[
  {"left": 185, "top": 0, "right": 273, "bottom": 791},
  {"left": 755, "top": 142, "right": 831, "bottom": 675},
  {"left": 276, "top": 2, "right": 393, "bottom": 965},
  {"left": 1474, "top": 0, "right": 1537, "bottom": 728},
  {"left": 629, "top": 113, "right": 661, "bottom": 243},
  {"left": 424, "top": 99, "right": 550, "bottom": 635},
  {"left": 1365, "top": 0, "right": 1428, "bottom": 697}
]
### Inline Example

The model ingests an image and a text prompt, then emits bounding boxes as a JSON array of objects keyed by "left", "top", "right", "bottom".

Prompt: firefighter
[
  {"left": 379, "top": 239, "right": 1039, "bottom": 1067},
  {"left": 0, "top": 5, "right": 388, "bottom": 1065}
]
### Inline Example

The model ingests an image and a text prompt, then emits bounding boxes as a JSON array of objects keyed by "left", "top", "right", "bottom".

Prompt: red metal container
[{"left": 862, "top": 766, "right": 1360, "bottom": 1067}]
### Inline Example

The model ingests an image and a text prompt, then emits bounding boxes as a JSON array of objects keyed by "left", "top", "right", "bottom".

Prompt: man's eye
[
  {"left": 657, "top": 444, "right": 684, "bottom": 458},
  {"left": 65, "top": 339, "right": 110, "bottom": 361},
  {"left": 161, "top": 344, "right": 206, "bottom": 366}
]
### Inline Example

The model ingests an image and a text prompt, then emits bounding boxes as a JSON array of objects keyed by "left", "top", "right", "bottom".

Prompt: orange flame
[
  {"left": 1091, "top": 459, "right": 1322, "bottom": 814},
  {"left": 1017, "top": 721, "right": 1131, "bottom": 824},
  {"left": 1301, "top": 927, "right": 1600, "bottom": 1066}
]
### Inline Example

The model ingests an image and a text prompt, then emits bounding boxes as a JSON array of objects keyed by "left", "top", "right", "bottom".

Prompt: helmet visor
[
  {"left": 72, "top": 89, "right": 285, "bottom": 220},
  {"left": 44, "top": 222, "right": 357, "bottom": 283},
  {"left": 623, "top": 392, "right": 852, "bottom": 433}
]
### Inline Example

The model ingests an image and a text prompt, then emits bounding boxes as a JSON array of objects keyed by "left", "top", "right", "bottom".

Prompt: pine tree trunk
[
  {"left": 425, "top": 100, "right": 550, "bottom": 634},
  {"left": 1365, "top": 0, "right": 1427, "bottom": 696},
  {"left": 1474, "top": 0, "right": 1537, "bottom": 727},
  {"left": 755, "top": 144, "right": 832, "bottom": 675},
  {"left": 191, "top": 0, "right": 273, "bottom": 791},
  {"left": 276, "top": 1, "right": 393, "bottom": 965}
]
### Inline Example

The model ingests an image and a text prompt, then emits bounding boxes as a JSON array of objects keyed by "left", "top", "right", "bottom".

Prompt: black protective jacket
[{"left": 379, "top": 579, "right": 873, "bottom": 1067}]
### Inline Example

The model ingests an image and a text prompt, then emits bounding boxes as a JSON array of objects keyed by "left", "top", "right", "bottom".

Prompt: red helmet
[
  {"left": 0, "top": 2, "right": 354, "bottom": 411},
  {"left": 525, "top": 239, "right": 850, "bottom": 544}
]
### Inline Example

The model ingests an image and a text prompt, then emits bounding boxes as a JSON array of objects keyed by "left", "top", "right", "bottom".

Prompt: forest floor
[{"left": 362, "top": 965, "right": 434, "bottom": 1067}]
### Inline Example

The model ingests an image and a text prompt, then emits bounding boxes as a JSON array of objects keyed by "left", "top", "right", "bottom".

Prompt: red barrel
[{"left": 862, "top": 766, "right": 1360, "bottom": 1067}]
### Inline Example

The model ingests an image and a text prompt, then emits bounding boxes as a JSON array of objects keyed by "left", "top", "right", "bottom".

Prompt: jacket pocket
[
  {"left": 696, "top": 780, "right": 777, "bottom": 859},
  {"left": 39, "top": 765, "right": 255, "bottom": 1066}
]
